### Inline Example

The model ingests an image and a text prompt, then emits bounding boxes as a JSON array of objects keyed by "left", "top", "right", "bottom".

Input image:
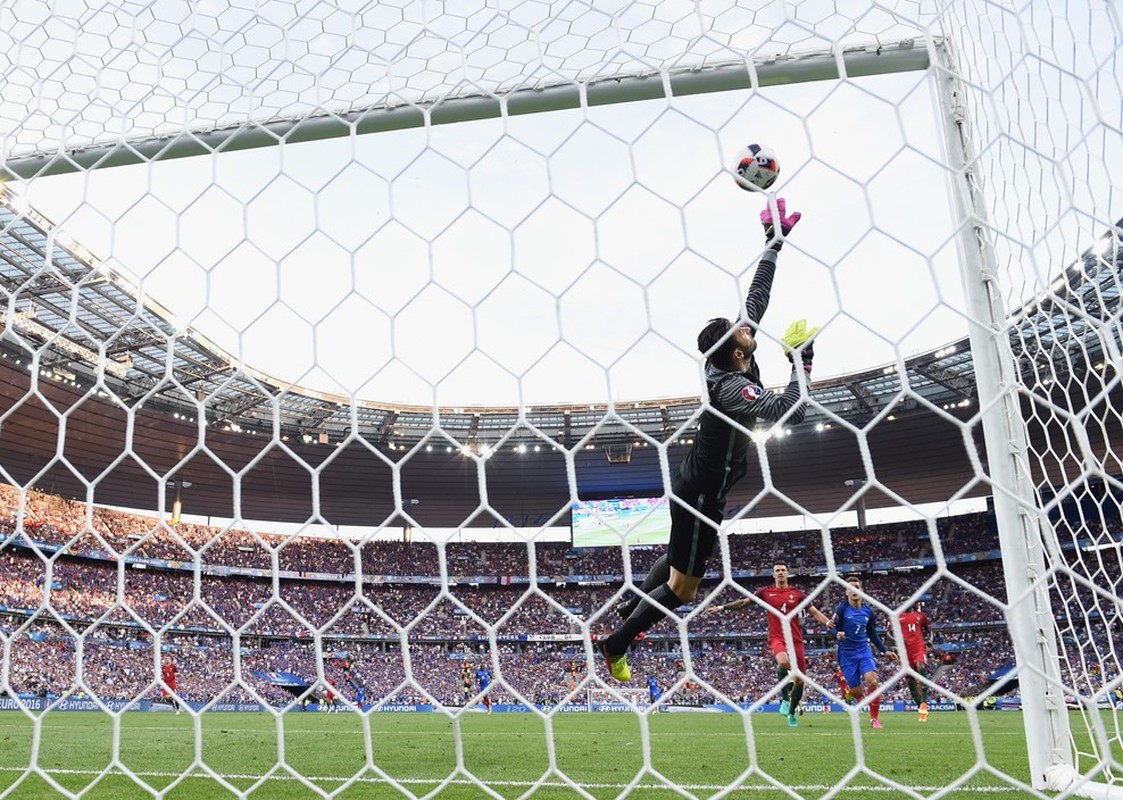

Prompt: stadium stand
[{"left": 2, "top": 484, "right": 1081, "bottom": 709}]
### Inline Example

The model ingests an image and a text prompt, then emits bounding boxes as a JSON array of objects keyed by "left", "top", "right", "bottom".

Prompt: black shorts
[{"left": 666, "top": 476, "right": 724, "bottom": 577}]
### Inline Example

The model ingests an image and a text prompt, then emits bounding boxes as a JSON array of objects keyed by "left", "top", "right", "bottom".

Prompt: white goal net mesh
[{"left": 0, "top": 0, "right": 1120, "bottom": 798}]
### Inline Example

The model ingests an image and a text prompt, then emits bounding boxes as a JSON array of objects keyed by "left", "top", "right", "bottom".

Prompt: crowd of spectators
[
  {"left": 1, "top": 485, "right": 1021, "bottom": 579},
  {"left": 4, "top": 614, "right": 1027, "bottom": 710},
  {"left": 1, "top": 485, "right": 1119, "bottom": 712},
  {"left": 1, "top": 547, "right": 1018, "bottom": 639}
]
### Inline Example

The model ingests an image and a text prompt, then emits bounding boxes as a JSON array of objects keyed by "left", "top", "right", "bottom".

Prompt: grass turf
[{"left": 0, "top": 708, "right": 1111, "bottom": 798}]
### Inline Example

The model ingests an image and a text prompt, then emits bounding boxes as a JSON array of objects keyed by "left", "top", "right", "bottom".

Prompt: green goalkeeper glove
[{"left": 782, "top": 319, "right": 819, "bottom": 372}]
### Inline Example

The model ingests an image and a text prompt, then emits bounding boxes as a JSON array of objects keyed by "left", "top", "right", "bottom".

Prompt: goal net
[{"left": 0, "top": 0, "right": 1120, "bottom": 798}]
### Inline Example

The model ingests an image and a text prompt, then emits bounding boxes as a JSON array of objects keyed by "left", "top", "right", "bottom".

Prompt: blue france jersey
[
  {"left": 834, "top": 602, "right": 887, "bottom": 655},
  {"left": 476, "top": 668, "right": 491, "bottom": 690}
]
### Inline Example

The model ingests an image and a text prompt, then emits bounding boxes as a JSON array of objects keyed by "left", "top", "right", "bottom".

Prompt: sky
[
  {"left": 2, "top": 1, "right": 1116, "bottom": 412},
  {"left": 12, "top": 68, "right": 971, "bottom": 408}
]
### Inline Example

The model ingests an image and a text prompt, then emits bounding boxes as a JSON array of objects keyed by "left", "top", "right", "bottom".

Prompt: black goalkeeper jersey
[{"left": 676, "top": 249, "right": 807, "bottom": 503}]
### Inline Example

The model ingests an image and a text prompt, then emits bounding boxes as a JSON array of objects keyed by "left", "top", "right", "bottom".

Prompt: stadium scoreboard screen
[{"left": 570, "top": 497, "right": 672, "bottom": 548}]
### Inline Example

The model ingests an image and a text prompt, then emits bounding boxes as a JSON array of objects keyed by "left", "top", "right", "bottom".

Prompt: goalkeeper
[{"left": 599, "top": 197, "right": 816, "bottom": 682}]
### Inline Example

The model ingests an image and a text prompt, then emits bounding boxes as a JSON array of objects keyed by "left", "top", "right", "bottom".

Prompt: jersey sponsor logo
[{"left": 741, "top": 384, "right": 762, "bottom": 402}]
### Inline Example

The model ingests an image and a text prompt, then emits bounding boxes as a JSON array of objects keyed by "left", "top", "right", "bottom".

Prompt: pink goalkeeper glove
[{"left": 761, "top": 197, "right": 802, "bottom": 251}]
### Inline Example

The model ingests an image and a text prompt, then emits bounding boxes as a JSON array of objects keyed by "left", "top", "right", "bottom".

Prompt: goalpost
[{"left": 0, "top": 1, "right": 1120, "bottom": 798}]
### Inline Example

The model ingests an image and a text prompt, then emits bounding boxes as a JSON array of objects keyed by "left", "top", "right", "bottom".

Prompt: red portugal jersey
[
  {"left": 755, "top": 585, "right": 807, "bottom": 644},
  {"left": 899, "top": 611, "right": 930, "bottom": 657},
  {"left": 162, "top": 662, "right": 178, "bottom": 689}
]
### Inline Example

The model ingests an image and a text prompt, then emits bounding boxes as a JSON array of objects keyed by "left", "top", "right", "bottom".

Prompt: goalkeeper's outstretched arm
[{"left": 743, "top": 197, "right": 801, "bottom": 329}]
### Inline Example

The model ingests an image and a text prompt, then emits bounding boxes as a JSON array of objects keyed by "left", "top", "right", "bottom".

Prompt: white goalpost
[
  {"left": 927, "top": 9, "right": 1122, "bottom": 796},
  {"left": 930, "top": 40, "right": 1080, "bottom": 794},
  {"left": 0, "top": 1, "right": 1121, "bottom": 798}
]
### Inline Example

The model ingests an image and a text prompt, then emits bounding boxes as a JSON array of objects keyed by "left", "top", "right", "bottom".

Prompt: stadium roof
[{"left": 0, "top": 188, "right": 1119, "bottom": 529}]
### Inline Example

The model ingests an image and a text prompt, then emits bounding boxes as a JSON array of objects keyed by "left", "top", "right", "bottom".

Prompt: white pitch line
[
  {"left": 0, "top": 767, "right": 1033, "bottom": 793},
  {"left": 22, "top": 726, "right": 1018, "bottom": 739}
]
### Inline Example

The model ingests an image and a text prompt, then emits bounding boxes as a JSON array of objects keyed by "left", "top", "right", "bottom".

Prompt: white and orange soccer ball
[{"left": 731, "top": 144, "right": 780, "bottom": 191}]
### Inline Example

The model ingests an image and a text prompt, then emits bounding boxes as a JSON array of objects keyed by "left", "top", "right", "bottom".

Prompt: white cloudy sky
[
  {"left": 4, "top": 0, "right": 1115, "bottom": 409},
  {"left": 15, "top": 71, "right": 972, "bottom": 407}
]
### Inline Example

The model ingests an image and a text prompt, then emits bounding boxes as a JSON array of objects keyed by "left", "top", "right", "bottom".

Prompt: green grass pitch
[{"left": 0, "top": 709, "right": 1110, "bottom": 798}]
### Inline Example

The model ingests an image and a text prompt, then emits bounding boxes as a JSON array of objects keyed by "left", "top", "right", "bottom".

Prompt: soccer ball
[{"left": 732, "top": 144, "right": 780, "bottom": 191}]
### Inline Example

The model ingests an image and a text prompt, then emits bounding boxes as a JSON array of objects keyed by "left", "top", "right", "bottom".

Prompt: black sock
[
  {"left": 916, "top": 665, "right": 930, "bottom": 703},
  {"left": 604, "top": 582, "right": 681, "bottom": 654},
  {"left": 789, "top": 681, "right": 804, "bottom": 712},
  {"left": 616, "top": 555, "right": 671, "bottom": 619}
]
